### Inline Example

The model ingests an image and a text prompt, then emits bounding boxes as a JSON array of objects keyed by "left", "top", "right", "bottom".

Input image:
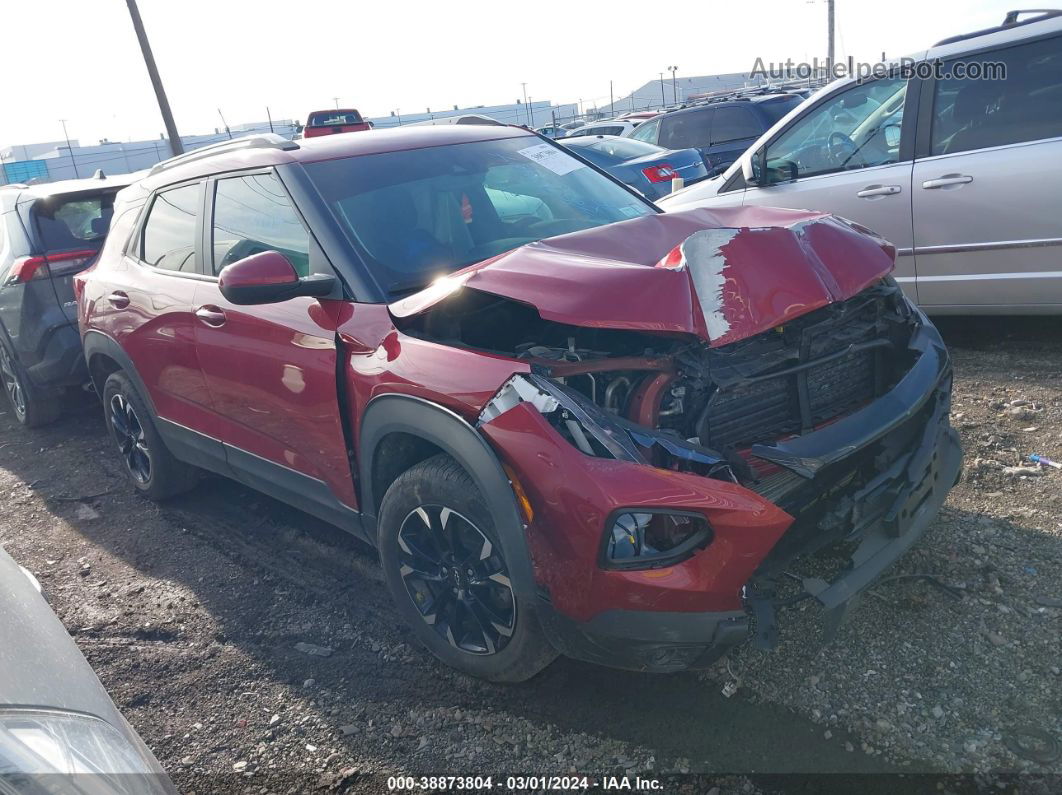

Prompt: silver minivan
[{"left": 661, "top": 10, "right": 1062, "bottom": 314}]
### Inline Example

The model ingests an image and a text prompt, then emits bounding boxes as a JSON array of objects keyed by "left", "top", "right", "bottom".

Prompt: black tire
[
  {"left": 378, "top": 454, "right": 558, "bottom": 683},
  {"left": 0, "top": 339, "right": 61, "bottom": 428},
  {"left": 102, "top": 371, "right": 198, "bottom": 500}
]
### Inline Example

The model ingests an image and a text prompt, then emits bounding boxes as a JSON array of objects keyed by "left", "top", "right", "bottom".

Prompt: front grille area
[{"left": 701, "top": 285, "right": 911, "bottom": 451}]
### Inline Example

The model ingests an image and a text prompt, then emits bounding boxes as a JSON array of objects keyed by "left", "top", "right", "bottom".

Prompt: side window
[
  {"left": 659, "top": 110, "right": 713, "bottom": 150},
  {"left": 211, "top": 173, "right": 310, "bottom": 276},
  {"left": 141, "top": 183, "right": 200, "bottom": 272},
  {"left": 764, "top": 76, "right": 908, "bottom": 181},
  {"left": 931, "top": 36, "right": 1062, "bottom": 156},
  {"left": 710, "top": 106, "right": 761, "bottom": 144},
  {"left": 629, "top": 117, "right": 660, "bottom": 143}
]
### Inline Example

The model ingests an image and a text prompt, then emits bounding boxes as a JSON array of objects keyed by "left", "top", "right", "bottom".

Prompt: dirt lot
[{"left": 1, "top": 316, "right": 1059, "bottom": 792}]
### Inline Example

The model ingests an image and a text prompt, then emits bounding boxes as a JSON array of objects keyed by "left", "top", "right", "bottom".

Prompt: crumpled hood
[{"left": 390, "top": 206, "right": 896, "bottom": 347}]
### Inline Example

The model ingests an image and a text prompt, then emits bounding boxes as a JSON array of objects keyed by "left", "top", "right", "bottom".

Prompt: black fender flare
[
  {"left": 359, "top": 394, "right": 536, "bottom": 600},
  {"left": 82, "top": 330, "right": 158, "bottom": 416}
]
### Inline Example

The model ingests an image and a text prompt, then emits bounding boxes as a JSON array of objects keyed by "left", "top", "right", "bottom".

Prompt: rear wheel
[
  {"left": 102, "top": 371, "right": 198, "bottom": 500},
  {"left": 378, "top": 454, "right": 557, "bottom": 682},
  {"left": 0, "top": 339, "right": 60, "bottom": 427}
]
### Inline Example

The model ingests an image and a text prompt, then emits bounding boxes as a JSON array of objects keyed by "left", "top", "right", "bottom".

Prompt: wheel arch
[
  {"left": 83, "top": 331, "right": 156, "bottom": 416},
  {"left": 359, "top": 394, "right": 536, "bottom": 600}
]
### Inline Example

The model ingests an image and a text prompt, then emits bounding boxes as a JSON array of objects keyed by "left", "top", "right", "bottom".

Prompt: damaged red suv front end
[{"left": 392, "top": 205, "right": 961, "bottom": 672}]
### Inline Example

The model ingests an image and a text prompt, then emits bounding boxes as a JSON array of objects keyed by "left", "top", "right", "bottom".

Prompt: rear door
[
  {"left": 706, "top": 105, "right": 762, "bottom": 175},
  {"left": 659, "top": 108, "right": 714, "bottom": 162},
  {"left": 192, "top": 169, "right": 357, "bottom": 513},
  {"left": 115, "top": 181, "right": 224, "bottom": 455},
  {"left": 739, "top": 74, "right": 918, "bottom": 297},
  {"left": 911, "top": 33, "right": 1062, "bottom": 309}
]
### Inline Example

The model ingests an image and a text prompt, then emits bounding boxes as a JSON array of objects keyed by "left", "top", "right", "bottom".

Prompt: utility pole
[
  {"left": 125, "top": 0, "right": 183, "bottom": 155},
  {"left": 59, "top": 120, "right": 80, "bottom": 179},
  {"left": 827, "top": 0, "right": 836, "bottom": 75},
  {"left": 266, "top": 106, "right": 274, "bottom": 133},
  {"left": 659, "top": 72, "right": 666, "bottom": 106},
  {"left": 395, "top": 108, "right": 402, "bottom": 125},
  {"left": 217, "top": 108, "right": 232, "bottom": 139},
  {"left": 668, "top": 65, "right": 679, "bottom": 104},
  {"left": 333, "top": 97, "right": 340, "bottom": 109},
  {"left": 610, "top": 81, "right": 614, "bottom": 115},
  {"left": 520, "top": 83, "right": 531, "bottom": 126}
]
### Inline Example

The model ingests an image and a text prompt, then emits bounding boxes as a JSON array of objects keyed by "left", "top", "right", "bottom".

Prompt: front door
[
  {"left": 192, "top": 170, "right": 357, "bottom": 514},
  {"left": 742, "top": 74, "right": 917, "bottom": 299},
  {"left": 911, "top": 34, "right": 1062, "bottom": 309}
]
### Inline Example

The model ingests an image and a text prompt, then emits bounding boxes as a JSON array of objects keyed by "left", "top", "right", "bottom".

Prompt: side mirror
[
  {"left": 883, "top": 123, "right": 902, "bottom": 149},
  {"left": 742, "top": 148, "right": 765, "bottom": 186},
  {"left": 218, "top": 251, "right": 336, "bottom": 306}
]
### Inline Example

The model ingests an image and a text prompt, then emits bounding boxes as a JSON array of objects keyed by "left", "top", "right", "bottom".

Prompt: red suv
[{"left": 76, "top": 128, "right": 961, "bottom": 681}]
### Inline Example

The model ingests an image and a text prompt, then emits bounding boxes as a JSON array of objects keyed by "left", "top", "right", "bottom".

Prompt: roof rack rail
[
  {"left": 148, "top": 133, "right": 299, "bottom": 176},
  {"left": 934, "top": 8, "right": 1062, "bottom": 46}
]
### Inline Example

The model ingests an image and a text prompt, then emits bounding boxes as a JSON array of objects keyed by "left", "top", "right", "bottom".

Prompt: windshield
[
  {"left": 305, "top": 136, "right": 655, "bottom": 297},
  {"left": 570, "top": 137, "right": 664, "bottom": 159}
]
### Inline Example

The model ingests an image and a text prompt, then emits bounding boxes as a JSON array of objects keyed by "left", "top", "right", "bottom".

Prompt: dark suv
[
  {"left": 628, "top": 93, "right": 803, "bottom": 175},
  {"left": 77, "top": 129, "right": 960, "bottom": 682},
  {"left": 0, "top": 175, "right": 132, "bottom": 425}
]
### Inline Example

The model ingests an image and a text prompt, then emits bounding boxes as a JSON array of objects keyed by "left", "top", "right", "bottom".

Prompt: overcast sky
[{"left": 0, "top": 0, "right": 1021, "bottom": 147}]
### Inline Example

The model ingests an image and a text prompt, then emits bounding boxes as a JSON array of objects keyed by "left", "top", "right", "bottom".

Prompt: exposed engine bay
[{"left": 396, "top": 276, "right": 922, "bottom": 502}]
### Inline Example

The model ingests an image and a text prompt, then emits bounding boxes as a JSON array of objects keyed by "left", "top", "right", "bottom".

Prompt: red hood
[{"left": 390, "top": 206, "right": 896, "bottom": 347}]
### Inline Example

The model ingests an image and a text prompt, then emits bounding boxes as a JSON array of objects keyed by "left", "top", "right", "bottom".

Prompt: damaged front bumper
[{"left": 476, "top": 321, "right": 961, "bottom": 673}]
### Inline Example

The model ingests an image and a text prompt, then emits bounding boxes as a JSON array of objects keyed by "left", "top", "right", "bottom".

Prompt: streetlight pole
[
  {"left": 659, "top": 72, "right": 666, "bottom": 106},
  {"left": 520, "top": 82, "right": 531, "bottom": 126},
  {"left": 668, "top": 65, "right": 679, "bottom": 104},
  {"left": 124, "top": 0, "right": 183, "bottom": 155},
  {"left": 59, "top": 120, "right": 79, "bottom": 179},
  {"left": 827, "top": 0, "right": 836, "bottom": 75}
]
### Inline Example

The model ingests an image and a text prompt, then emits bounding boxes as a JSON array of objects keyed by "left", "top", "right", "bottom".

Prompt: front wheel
[{"left": 378, "top": 454, "right": 557, "bottom": 682}]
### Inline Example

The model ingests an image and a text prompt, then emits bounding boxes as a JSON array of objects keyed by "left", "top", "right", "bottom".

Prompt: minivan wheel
[
  {"left": 0, "top": 340, "right": 60, "bottom": 427},
  {"left": 102, "top": 371, "right": 198, "bottom": 500},
  {"left": 378, "top": 454, "right": 557, "bottom": 683}
]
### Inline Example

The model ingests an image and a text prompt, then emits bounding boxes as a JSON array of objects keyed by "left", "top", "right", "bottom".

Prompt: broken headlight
[{"left": 603, "top": 510, "right": 712, "bottom": 570}]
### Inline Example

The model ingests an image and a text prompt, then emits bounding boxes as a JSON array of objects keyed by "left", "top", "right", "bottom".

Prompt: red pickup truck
[{"left": 302, "top": 109, "right": 371, "bottom": 138}]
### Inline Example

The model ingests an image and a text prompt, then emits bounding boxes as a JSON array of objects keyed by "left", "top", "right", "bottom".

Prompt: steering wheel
[{"left": 826, "top": 131, "right": 860, "bottom": 168}]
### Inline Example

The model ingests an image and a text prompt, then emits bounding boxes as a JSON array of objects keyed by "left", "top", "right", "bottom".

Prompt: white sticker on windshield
[{"left": 516, "top": 143, "right": 585, "bottom": 175}]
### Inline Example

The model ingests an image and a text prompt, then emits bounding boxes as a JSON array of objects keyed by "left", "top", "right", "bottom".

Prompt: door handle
[
  {"left": 856, "top": 184, "right": 901, "bottom": 198},
  {"left": 194, "top": 305, "right": 227, "bottom": 327},
  {"left": 922, "top": 174, "right": 973, "bottom": 189},
  {"left": 106, "top": 291, "right": 130, "bottom": 309}
]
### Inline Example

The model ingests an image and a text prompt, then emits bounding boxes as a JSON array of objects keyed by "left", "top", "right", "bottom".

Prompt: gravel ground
[
  {"left": 701, "top": 316, "right": 1062, "bottom": 777},
  {"left": 0, "top": 316, "right": 1059, "bottom": 792}
]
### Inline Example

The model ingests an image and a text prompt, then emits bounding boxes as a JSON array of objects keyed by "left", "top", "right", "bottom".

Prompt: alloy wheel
[
  {"left": 109, "top": 393, "right": 151, "bottom": 483},
  {"left": 397, "top": 505, "right": 516, "bottom": 655},
  {"left": 0, "top": 345, "right": 26, "bottom": 420}
]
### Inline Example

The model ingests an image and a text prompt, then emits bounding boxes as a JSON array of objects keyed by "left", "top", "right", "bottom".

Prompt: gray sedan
[
  {"left": 558, "top": 136, "right": 708, "bottom": 200},
  {"left": 0, "top": 545, "right": 176, "bottom": 793}
]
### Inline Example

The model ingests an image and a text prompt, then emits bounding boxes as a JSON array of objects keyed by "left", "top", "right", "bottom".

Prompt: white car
[
  {"left": 562, "top": 119, "right": 640, "bottom": 138},
  {"left": 661, "top": 9, "right": 1062, "bottom": 314}
]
